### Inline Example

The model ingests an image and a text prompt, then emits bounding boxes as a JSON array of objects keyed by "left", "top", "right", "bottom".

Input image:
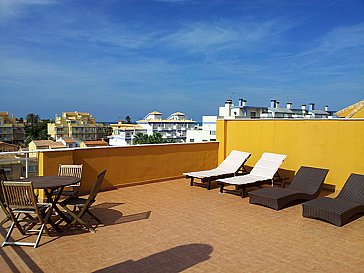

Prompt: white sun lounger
[
  {"left": 184, "top": 150, "right": 251, "bottom": 190},
  {"left": 217, "top": 152, "right": 287, "bottom": 197}
]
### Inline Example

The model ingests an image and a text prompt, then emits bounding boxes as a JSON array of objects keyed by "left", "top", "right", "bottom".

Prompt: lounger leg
[
  {"left": 219, "top": 183, "right": 224, "bottom": 193},
  {"left": 207, "top": 179, "right": 212, "bottom": 190},
  {"left": 190, "top": 177, "right": 194, "bottom": 186},
  {"left": 241, "top": 187, "right": 246, "bottom": 198}
]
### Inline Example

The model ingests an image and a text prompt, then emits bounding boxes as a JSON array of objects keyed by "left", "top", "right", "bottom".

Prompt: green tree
[
  {"left": 133, "top": 133, "right": 149, "bottom": 144},
  {"left": 103, "top": 126, "right": 113, "bottom": 136},
  {"left": 133, "top": 133, "right": 175, "bottom": 144},
  {"left": 24, "top": 114, "right": 51, "bottom": 145},
  {"left": 26, "top": 113, "right": 40, "bottom": 127}
]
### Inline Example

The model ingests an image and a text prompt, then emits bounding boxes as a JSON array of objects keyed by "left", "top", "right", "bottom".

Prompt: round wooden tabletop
[{"left": 23, "top": 176, "right": 81, "bottom": 189}]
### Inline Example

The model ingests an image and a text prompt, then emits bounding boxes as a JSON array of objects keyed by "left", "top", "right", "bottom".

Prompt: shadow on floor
[
  {"left": 91, "top": 202, "right": 151, "bottom": 226},
  {"left": 92, "top": 243, "right": 213, "bottom": 273},
  {"left": 58, "top": 202, "right": 151, "bottom": 235},
  {"left": 0, "top": 227, "right": 44, "bottom": 273}
]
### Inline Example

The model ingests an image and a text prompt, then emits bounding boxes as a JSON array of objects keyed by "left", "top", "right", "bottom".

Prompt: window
[
  {"left": 0, "top": 167, "right": 12, "bottom": 175},
  {"left": 210, "top": 130, "right": 216, "bottom": 135},
  {"left": 22, "top": 166, "right": 37, "bottom": 173},
  {"left": 190, "top": 139, "right": 194, "bottom": 142}
]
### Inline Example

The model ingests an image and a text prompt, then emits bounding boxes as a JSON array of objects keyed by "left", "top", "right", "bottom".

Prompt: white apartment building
[
  {"left": 219, "top": 99, "right": 333, "bottom": 119},
  {"left": 186, "top": 116, "right": 217, "bottom": 143},
  {"left": 219, "top": 99, "right": 267, "bottom": 119},
  {"left": 108, "top": 122, "right": 147, "bottom": 146},
  {"left": 137, "top": 111, "right": 196, "bottom": 143}
]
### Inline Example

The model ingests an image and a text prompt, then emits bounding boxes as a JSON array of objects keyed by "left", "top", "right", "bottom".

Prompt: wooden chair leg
[
  {"left": 0, "top": 216, "right": 11, "bottom": 226},
  {"left": 65, "top": 208, "right": 96, "bottom": 233},
  {"left": 2, "top": 221, "right": 16, "bottom": 247}
]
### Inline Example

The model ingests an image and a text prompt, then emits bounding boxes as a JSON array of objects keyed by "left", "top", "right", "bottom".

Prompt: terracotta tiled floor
[{"left": 1, "top": 179, "right": 364, "bottom": 273}]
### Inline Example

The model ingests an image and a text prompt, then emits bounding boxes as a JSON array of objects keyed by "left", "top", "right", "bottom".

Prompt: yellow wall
[
  {"left": 28, "top": 141, "right": 37, "bottom": 158},
  {"left": 39, "top": 142, "right": 218, "bottom": 194},
  {"left": 217, "top": 119, "right": 364, "bottom": 189}
]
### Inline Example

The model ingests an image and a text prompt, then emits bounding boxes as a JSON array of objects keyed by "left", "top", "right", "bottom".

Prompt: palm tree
[{"left": 133, "top": 133, "right": 149, "bottom": 144}]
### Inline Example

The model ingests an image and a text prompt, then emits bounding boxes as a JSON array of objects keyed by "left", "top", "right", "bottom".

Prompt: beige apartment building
[
  {"left": 48, "top": 111, "right": 105, "bottom": 141},
  {"left": 0, "top": 112, "right": 25, "bottom": 144}
]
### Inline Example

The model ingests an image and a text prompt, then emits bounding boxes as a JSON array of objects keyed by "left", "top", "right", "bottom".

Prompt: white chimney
[
  {"left": 287, "top": 102, "right": 292, "bottom": 109},
  {"left": 301, "top": 104, "right": 306, "bottom": 110},
  {"left": 309, "top": 103, "right": 315, "bottom": 111},
  {"left": 324, "top": 105, "right": 329, "bottom": 111},
  {"left": 276, "top": 101, "right": 280, "bottom": 108},
  {"left": 238, "top": 99, "right": 247, "bottom": 107},
  {"left": 270, "top": 100, "right": 276, "bottom": 108},
  {"left": 225, "top": 99, "right": 233, "bottom": 107}
]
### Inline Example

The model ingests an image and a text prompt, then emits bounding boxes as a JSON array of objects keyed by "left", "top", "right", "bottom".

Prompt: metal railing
[{"left": 0, "top": 150, "right": 40, "bottom": 179}]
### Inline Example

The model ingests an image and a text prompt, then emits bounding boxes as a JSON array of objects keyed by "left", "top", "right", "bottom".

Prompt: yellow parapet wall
[
  {"left": 38, "top": 142, "right": 219, "bottom": 194},
  {"left": 216, "top": 119, "right": 364, "bottom": 190}
]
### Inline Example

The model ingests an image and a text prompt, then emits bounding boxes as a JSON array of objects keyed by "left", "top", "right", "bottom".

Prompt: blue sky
[{"left": 0, "top": 0, "right": 363, "bottom": 121}]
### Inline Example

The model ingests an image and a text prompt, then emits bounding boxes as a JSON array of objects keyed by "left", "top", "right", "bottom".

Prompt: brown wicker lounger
[
  {"left": 248, "top": 166, "right": 329, "bottom": 210},
  {"left": 302, "top": 173, "right": 364, "bottom": 227}
]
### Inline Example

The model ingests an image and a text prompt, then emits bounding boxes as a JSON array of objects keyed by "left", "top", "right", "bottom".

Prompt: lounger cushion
[
  {"left": 185, "top": 169, "right": 226, "bottom": 179},
  {"left": 184, "top": 150, "right": 251, "bottom": 178},
  {"left": 218, "top": 174, "right": 268, "bottom": 186}
]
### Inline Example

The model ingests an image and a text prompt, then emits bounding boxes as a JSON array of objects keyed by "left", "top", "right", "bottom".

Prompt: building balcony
[
  {"left": 0, "top": 172, "right": 363, "bottom": 272},
  {"left": 0, "top": 118, "right": 363, "bottom": 272}
]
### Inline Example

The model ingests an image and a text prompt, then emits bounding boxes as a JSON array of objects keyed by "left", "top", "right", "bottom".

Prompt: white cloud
[
  {"left": 161, "top": 20, "right": 279, "bottom": 52},
  {"left": 0, "top": 0, "right": 57, "bottom": 20}
]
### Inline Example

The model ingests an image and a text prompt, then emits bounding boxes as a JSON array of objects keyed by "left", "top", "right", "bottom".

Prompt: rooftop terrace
[{"left": 1, "top": 178, "right": 363, "bottom": 273}]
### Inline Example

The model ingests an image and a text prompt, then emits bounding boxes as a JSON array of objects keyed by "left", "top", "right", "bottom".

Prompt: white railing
[{"left": 0, "top": 150, "right": 42, "bottom": 179}]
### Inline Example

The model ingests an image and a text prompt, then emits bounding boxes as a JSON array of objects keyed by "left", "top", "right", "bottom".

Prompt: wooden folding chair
[
  {"left": 0, "top": 170, "right": 11, "bottom": 226},
  {"left": 59, "top": 170, "right": 106, "bottom": 233},
  {"left": 57, "top": 164, "right": 83, "bottom": 197},
  {"left": 1, "top": 181, "right": 52, "bottom": 248}
]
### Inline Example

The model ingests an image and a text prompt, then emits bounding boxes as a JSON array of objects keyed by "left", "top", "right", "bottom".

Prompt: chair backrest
[
  {"left": 337, "top": 173, "right": 364, "bottom": 204},
  {"left": 288, "top": 166, "right": 329, "bottom": 194},
  {"left": 217, "top": 150, "right": 251, "bottom": 173},
  {"left": 2, "top": 181, "right": 38, "bottom": 210},
  {"left": 87, "top": 170, "right": 107, "bottom": 205},
  {"left": 0, "top": 170, "right": 7, "bottom": 204},
  {"left": 58, "top": 164, "right": 83, "bottom": 186},
  {"left": 250, "top": 153, "right": 287, "bottom": 179},
  {"left": 0, "top": 170, "right": 6, "bottom": 182}
]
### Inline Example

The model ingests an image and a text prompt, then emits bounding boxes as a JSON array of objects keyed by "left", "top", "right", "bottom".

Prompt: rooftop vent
[
  {"left": 239, "top": 99, "right": 247, "bottom": 107},
  {"left": 270, "top": 100, "right": 276, "bottom": 108},
  {"left": 309, "top": 103, "right": 315, "bottom": 111}
]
